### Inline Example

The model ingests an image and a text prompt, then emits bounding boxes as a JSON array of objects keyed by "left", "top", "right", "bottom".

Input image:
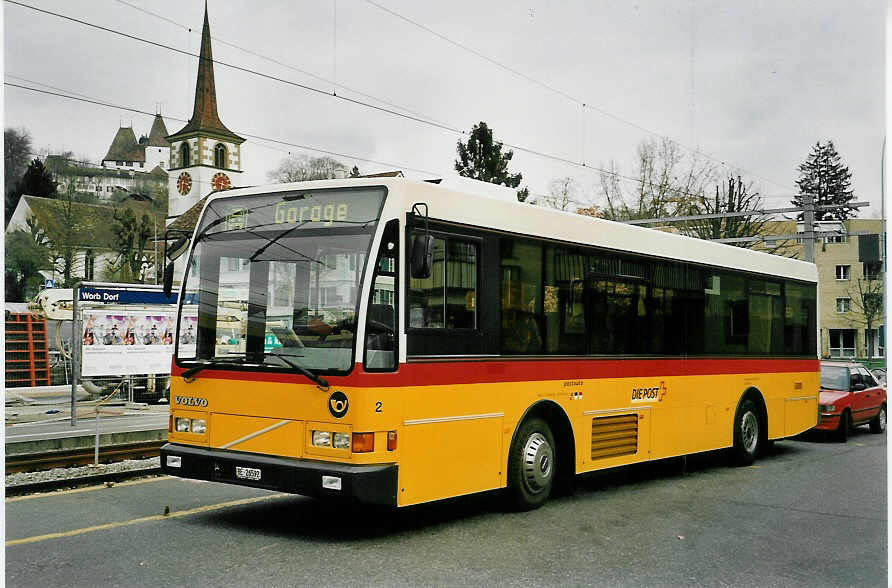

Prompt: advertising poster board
[{"left": 81, "top": 309, "right": 175, "bottom": 376}]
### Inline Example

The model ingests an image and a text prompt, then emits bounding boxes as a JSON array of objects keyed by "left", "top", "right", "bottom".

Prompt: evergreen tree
[
  {"left": 109, "top": 207, "right": 154, "bottom": 283},
  {"left": 349, "top": 165, "right": 361, "bottom": 177},
  {"left": 793, "top": 140, "right": 855, "bottom": 220},
  {"left": 455, "top": 121, "right": 529, "bottom": 202},
  {"left": 11, "top": 158, "right": 57, "bottom": 203}
]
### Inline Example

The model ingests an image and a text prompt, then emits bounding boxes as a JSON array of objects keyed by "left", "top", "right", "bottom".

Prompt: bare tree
[
  {"left": 678, "top": 175, "right": 784, "bottom": 251},
  {"left": 5, "top": 127, "right": 32, "bottom": 225},
  {"left": 268, "top": 154, "right": 347, "bottom": 183},
  {"left": 541, "top": 177, "right": 579, "bottom": 211},
  {"left": 597, "top": 137, "right": 715, "bottom": 221},
  {"left": 849, "top": 277, "right": 884, "bottom": 360}
]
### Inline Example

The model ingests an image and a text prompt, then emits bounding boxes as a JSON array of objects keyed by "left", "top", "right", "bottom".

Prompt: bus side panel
[
  {"left": 783, "top": 371, "right": 820, "bottom": 437},
  {"left": 398, "top": 415, "right": 504, "bottom": 506}
]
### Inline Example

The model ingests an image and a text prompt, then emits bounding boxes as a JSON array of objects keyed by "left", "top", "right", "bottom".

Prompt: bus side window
[
  {"left": 408, "top": 234, "right": 477, "bottom": 330},
  {"left": 365, "top": 220, "right": 398, "bottom": 371}
]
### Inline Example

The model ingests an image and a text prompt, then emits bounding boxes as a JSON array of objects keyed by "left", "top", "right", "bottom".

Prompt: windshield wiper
[
  {"left": 265, "top": 353, "right": 329, "bottom": 390},
  {"left": 181, "top": 356, "right": 245, "bottom": 381}
]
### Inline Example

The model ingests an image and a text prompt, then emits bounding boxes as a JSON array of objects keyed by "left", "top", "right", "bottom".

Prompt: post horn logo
[{"left": 328, "top": 391, "right": 349, "bottom": 418}]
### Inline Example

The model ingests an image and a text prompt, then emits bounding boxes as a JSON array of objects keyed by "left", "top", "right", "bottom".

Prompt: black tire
[
  {"left": 836, "top": 410, "right": 850, "bottom": 443},
  {"left": 732, "top": 399, "right": 761, "bottom": 466},
  {"left": 507, "top": 417, "right": 555, "bottom": 511},
  {"left": 869, "top": 404, "right": 886, "bottom": 434}
]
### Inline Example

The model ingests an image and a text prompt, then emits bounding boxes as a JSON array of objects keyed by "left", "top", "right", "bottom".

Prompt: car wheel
[
  {"left": 869, "top": 404, "right": 886, "bottom": 434},
  {"left": 507, "top": 417, "right": 555, "bottom": 511},
  {"left": 836, "top": 410, "right": 850, "bottom": 443},
  {"left": 732, "top": 399, "right": 761, "bottom": 466}
]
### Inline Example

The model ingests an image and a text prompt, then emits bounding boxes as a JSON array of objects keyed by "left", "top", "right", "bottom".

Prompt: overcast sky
[{"left": 3, "top": 0, "right": 886, "bottom": 216}]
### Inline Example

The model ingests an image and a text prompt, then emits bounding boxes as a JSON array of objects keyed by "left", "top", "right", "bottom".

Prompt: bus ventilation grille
[{"left": 591, "top": 414, "right": 638, "bottom": 460}]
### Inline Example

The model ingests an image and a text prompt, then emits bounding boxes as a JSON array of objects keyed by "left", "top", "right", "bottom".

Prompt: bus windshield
[{"left": 176, "top": 187, "right": 386, "bottom": 374}]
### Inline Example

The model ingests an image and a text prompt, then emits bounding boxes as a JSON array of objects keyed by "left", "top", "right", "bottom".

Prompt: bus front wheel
[
  {"left": 507, "top": 417, "right": 555, "bottom": 511},
  {"left": 731, "top": 399, "right": 761, "bottom": 466}
]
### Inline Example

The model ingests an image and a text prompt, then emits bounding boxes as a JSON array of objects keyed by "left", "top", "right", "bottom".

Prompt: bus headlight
[
  {"left": 312, "top": 430, "right": 331, "bottom": 447},
  {"left": 175, "top": 417, "right": 190, "bottom": 432},
  {"left": 332, "top": 432, "right": 350, "bottom": 449},
  {"left": 191, "top": 419, "right": 207, "bottom": 434}
]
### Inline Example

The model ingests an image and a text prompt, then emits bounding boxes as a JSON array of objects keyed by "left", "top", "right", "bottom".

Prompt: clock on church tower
[
  {"left": 211, "top": 172, "right": 231, "bottom": 192},
  {"left": 176, "top": 172, "right": 192, "bottom": 196}
]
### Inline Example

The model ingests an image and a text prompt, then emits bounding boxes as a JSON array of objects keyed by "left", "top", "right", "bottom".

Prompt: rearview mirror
[
  {"left": 410, "top": 234, "right": 433, "bottom": 279},
  {"left": 166, "top": 236, "right": 190, "bottom": 261},
  {"left": 163, "top": 261, "right": 175, "bottom": 298}
]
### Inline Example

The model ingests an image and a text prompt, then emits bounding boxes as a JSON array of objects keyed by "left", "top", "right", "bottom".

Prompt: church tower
[{"left": 165, "top": 4, "right": 244, "bottom": 225}]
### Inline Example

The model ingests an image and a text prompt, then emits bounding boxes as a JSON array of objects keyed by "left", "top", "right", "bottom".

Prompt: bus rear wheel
[
  {"left": 732, "top": 399, "right": 761, "bottom": 466},
  {"left": 507, "top": 418, "right": 555, "bottom": 511}
]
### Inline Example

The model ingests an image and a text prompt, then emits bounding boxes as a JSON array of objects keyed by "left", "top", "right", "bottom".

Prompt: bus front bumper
[{"left": 160, "top": 443, "right": 398, "bottom": 506}]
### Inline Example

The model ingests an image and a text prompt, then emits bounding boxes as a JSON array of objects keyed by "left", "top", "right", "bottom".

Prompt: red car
[{"left": 816, "top": 361, "right": 887, "bottom": 441}]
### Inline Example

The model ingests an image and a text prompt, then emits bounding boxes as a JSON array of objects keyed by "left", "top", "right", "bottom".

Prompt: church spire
[{"left": 168, "top": 2, "right": 243, "bottom": 143}]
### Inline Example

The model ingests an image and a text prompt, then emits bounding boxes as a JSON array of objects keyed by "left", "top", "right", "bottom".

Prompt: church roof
[
  {"left": 147, "top": 114, "right": 170, "bottom": 147},
  {"left": 102, "top": 126, "right": 145, "bottom": 163},
  {"left": 167, "top": 194, "right": 212, "bottom": 233},
  {"left": 167, "top": 7, "right": 244, "bottom": 144}
]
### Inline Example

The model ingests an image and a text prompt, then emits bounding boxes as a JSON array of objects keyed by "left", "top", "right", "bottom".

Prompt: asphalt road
[{"left": 6, "top": 428, "right": 886, "bottom": 587}]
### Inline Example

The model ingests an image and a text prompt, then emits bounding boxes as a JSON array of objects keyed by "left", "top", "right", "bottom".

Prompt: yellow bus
[{"left": 160, "top": 177, "right": 818, "bottom": 510}]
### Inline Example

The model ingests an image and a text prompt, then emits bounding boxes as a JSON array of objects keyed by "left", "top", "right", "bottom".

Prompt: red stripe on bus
[{"left": 171, "top": 357, "right": 818, "bottom": 387}]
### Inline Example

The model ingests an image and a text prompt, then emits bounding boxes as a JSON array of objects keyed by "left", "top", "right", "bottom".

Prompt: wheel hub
[
  {"left": 741, "top": 411, "right": 758, "bottom": 453},
  {"left": 522, "top": 432, "right": 554, "bottom": 493}
]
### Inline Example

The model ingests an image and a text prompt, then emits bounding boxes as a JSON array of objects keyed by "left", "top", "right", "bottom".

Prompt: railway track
[{"left": 6, "top": 440, "right": 166, "bottom": 474}]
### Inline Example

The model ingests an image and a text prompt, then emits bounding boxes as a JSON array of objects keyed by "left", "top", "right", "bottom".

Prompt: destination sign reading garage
[{"left": 201, "top": 187, "right": 386, "bottom": 235}]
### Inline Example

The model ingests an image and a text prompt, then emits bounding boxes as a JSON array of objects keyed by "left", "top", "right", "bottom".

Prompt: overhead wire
[
  {"left": 364, "top": 0, "right": 796, "bottom": 193},
  {"left": 5, "top": 0, "right": 794, "bottom": 204},
  {"left": 5, "top": 0, "right": 461, "bottom": 135},
  {"left": 5, "top": 79, "right": 692, "bottom": 204},
  {"left": 13, "top": 79, "right": 809, "bottom": 219},
  {"left": 107, "top": 0, "right": 784, "bottom": 202},
  {"left": 5, "top": 81, "right": 441, "bottom": 179},
  {"left": 110, "top": 0, "right": 452, "bottom": 129}
]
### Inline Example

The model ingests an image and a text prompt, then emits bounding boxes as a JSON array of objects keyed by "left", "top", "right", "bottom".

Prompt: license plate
[{"left": 235, "top": 466, "right": 261, "bottom": 481}]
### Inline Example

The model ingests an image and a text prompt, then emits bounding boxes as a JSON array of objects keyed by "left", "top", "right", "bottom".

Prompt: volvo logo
[
  {"left": 328, "top": 391, "right": 349, "bottom": 418},
  {"left": 175, "top": 396, "right": 208, "bottom": 407}
]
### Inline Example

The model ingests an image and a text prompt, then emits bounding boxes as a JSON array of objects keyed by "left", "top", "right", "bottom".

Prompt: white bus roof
[{"left": 199, "top": 177, "right": 817, "bottom": 284}]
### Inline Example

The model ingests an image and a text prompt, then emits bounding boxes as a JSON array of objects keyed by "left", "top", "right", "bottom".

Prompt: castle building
[
  {"left": 101, "top": 114, "right": 171, "bottom": 172},
  {"left": 165, "top": 5, "right": 244, "bottom": 225}
]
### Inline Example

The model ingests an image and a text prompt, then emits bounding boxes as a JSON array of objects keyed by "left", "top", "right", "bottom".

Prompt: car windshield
[
  {"left": 176, "top": 187, "right": 385, "bottom": 374},
  {"left": 820, "top": 366, "right": 849, "bottom": 391}
]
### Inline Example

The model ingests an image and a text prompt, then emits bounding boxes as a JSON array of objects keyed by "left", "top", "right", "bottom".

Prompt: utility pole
[
  {"left": 620, "top": 198, "right": 867, "bottom": 258},
  {"left": 802, "top": 192, "right": 815, "bottom": 263}
]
